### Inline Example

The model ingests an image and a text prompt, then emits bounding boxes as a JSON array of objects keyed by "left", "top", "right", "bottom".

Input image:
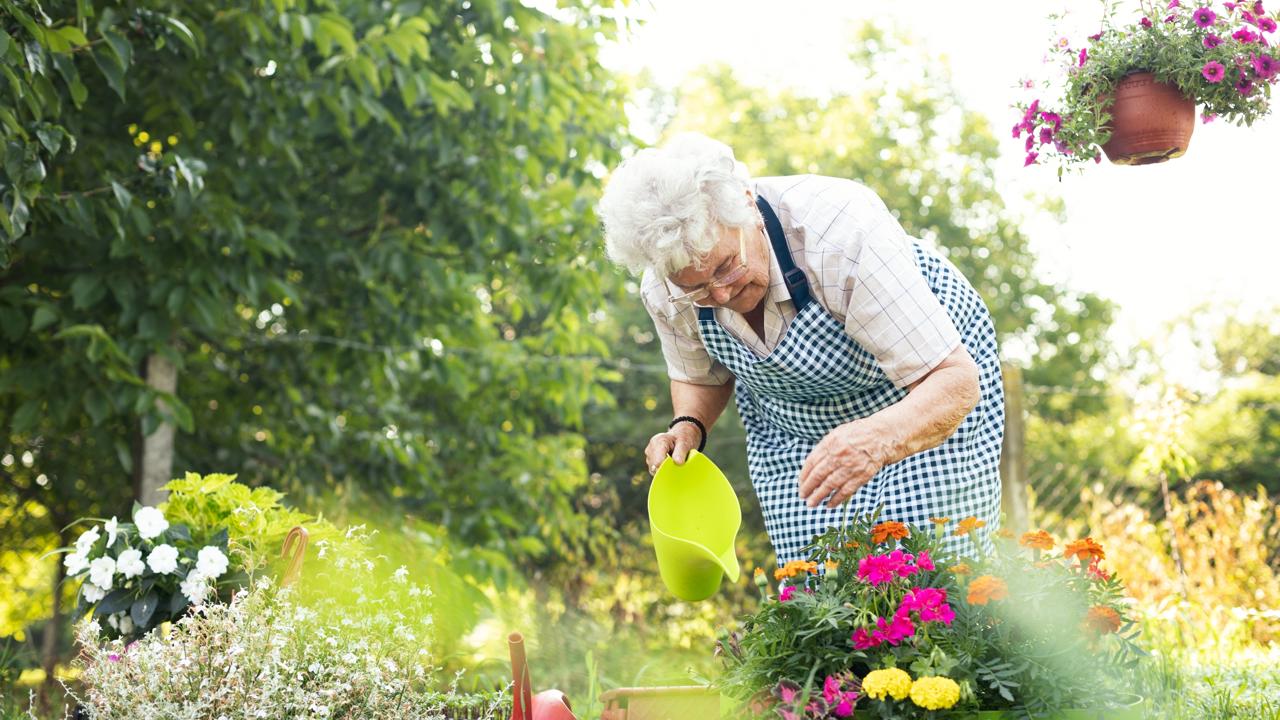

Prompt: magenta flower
[
  {"left": 1025, "top": 151, "right": 1039, "bottom": 166},
  {"left": 1141, "top": 16, "right": 1154, "bottom": 27},
  {"left": 1023, "top": 98, "right": 1041, "bottom": 124},
  {"left": 915, "top": 550, "right": 936, "bottom": 572},
  {"left": 1194, "top": 7, "right": 1218, "bottom": 26},
  {"left": 851, "top": 627, "right": 878, "bottom": 650},
  {"left": 1252, "top": 53, "right": 1278, "bottom": 77},
  {"left": 898, "top": 587, "right": 955, "bottom": 626},
  {"left": 856, "top": 554, "right": 899, "bottom": 586},
  {"left": 873, "top": 611, "right": 917, "bottom": 646},
  {"left": 1079, "top": 48, "right": 1089, "bottom": 66},
  {"left": 108, "top": 653, "right": 121, "bottom": 662},
  {"left": 1169, "top": 0, "right": 1181, "bottom": 6},
  {"left": 1202, "top": 112, "right": 1218, "bottom": 123},
  {"left": 1040, "top": 110, "right": 1064, "bottom": 130},
  {"left": 1205, "top": 33, "right": 1224, "bottom": 47},
  {"left": 1011, "top": 122, "right": 1024, "bottom": 139},
  {"left": 1243, "top": 10, "right": 1258, "bottom": 23},
  {"left": 1089, "top": 31, "right": 1104, "bottom": 41},
  {"left": 835, "top": 697, "right": 856, "bottom": 717},
  {"left": 1165, "top": 13, "right": 1179, "bottom": 22},
  {"left": 1236, "top": 71, "right": 1256, "bottom": 94},
  {"left": 779, "top": 585, "right": 796, "bottom": 602},
  {"left": 823, "top": 676, "right": 842, "bottom": 703},
  {"left": 1203, "top": 60, "right": 1228, "bottom": 81},
  {"left": 1039, "top": 127, "right": 1054, "bottom": 144},
  {"left": 1226, "top": 1, "right": 1239, "bottom": 9},
  {"left": 1234, "top": 27, "right": 1261, "bottom": 42},
  {"left": 1261, "top": 17, "right": 1279, "bottom": 32},
  {"left": 888, "top": 549, "right": 919, "bottom": 578},
  {"left": 1025, "top": 134, "right": 1036, "bottom": 151},
  {"left": 1255, "top": 0, "right": 1267, "bottom": 13}
]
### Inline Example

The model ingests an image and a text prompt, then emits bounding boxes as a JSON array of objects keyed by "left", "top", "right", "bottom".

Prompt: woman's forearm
[
  {"left": 864, "top": 345, "right": 982, "bottom": 466},
  {"left": 671, "top": 378, "right": 735, "bottom": 434}
]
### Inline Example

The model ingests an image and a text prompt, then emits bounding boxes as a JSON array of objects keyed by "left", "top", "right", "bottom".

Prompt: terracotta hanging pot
[{"left": 1100, "top": 72, "right": 1196, "bottom": 165}]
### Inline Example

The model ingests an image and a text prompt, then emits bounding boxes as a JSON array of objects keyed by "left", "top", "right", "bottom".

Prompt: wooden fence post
[{"left": 1000, "top": 362, "right": 1030, "bottom": 534}]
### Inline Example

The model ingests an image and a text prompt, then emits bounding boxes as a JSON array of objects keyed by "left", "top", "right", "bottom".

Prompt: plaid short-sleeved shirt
[{"left": 641, "top": 175, "right": 963, "bottom": 388}]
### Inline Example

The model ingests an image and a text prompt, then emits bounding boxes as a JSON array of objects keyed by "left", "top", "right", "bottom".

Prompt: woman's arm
[
  {"left": 796, "top": 344, "right": 981, "bottom": 508},
  {"left": 644, "top": 378, "right": 736, "bottom": 473}
]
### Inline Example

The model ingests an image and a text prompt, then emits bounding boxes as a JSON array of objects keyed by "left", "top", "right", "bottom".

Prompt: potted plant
[
  {"left": 1015, "top": 0, "right": 1280, "bottom": 170},
  {"left": 714, "top": 512, "right": 1148, "bottom": 718}
]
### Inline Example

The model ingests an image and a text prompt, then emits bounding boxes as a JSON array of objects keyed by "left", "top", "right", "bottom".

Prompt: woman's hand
[
  {"left": 645, "top": 422, "right": 704, "bottom": 475},
  {"left": 797, "top": 420, "right": 893, "bottom": 508}
]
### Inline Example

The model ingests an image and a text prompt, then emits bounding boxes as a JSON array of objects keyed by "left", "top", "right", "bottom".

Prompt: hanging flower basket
[{"left": 1100, "top": 72, "right": 1197, "bottom": 164}]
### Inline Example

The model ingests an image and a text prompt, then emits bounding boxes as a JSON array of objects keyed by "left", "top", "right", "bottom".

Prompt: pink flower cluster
[
  {"left": 773, "top": 674, "right": 859, "bottom": 719},
  {"left": 851, "top": 587, "right": 955, "bottom": 651},
  {"left": 855, "top": 549, "right": 934, "bottom": 586},
  {"left": 1013, "top": 100, "right": 1078, "bottom": 166},
  {"left": 780, "top": 585, "right": 815, "bottom": 602},
  {"left": 1192, "top": 2, "right": 1279, "bottom": 93}
]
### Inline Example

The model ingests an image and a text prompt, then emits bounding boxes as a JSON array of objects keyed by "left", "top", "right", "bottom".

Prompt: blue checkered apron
[{"left": 698, "top": 197, "right": 1004, "bottom": 566}]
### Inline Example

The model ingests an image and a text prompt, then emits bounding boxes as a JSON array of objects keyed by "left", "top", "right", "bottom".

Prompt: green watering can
[{"left": 648, "top": 450, "right": 742, "bottom": 601}]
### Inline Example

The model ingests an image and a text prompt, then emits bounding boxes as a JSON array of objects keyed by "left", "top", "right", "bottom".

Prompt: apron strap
[{"left": 697, "top": 195, "right": 812, "bottom": 322}]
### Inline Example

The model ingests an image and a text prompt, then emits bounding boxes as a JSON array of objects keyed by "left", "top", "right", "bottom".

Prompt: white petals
[
  {"left": 133, "top": 506, "right": 169, "bottom": 540},
  {"left": 195, "top": 546, "right": 229, "bottom": 580},
  {"left": 147, "top": 544, "right": 179, "bottom": 575},
  {"left": 75, "top": 525, "right": 101, "bottom": 555},
  {"left": 88, "top": 556, "right": 116, "bottom": 592},
  {"left": 117, "top": 548, "right": 146, "bottom": 579}
]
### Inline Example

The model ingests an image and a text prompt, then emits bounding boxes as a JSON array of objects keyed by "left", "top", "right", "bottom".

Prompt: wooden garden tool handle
[{"left": 280, "top": 525, "right": 309, "bottom": 587}]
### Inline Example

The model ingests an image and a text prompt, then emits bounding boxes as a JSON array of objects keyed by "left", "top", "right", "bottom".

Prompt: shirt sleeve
[
  {"left": 802, "top": 180, "right": 962, "bottom": 389},
  {"left": 639, "top": 272, "right": 734, "bottom": 386}
]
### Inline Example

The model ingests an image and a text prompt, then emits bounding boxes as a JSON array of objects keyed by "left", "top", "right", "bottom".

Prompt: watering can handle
[
  {"left": 280, "top": 525, "right": 308, "bottom": 587},
  {"left": 508, "top": 632, "right": 534, "bottom": 720}
]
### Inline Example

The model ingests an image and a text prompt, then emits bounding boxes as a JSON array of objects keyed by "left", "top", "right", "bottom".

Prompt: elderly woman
[{"left": 597, "top": 133, "right": 1005, "bottom": 565}]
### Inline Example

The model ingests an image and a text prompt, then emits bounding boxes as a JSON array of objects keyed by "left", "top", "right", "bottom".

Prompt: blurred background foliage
[{"left": 1, "top": 1, "right": 1277, "bottom": 718}]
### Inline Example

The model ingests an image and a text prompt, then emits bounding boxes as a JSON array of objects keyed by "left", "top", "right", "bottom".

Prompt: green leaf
[
  {"left": 54, "top": 26, "right": 90, "bottom": 49},
  {"left": 130, "top": 591, "right": 159, "bottom": 629},
  {"left": 167, "top": 590, "right": 187, "bottom": 614},
  {"left": 70, "top": 274, "right": 105, "bottom": 309},
  {"left": 91, "top": 45, "right": 126, "bottom": 101},
  {"left": 111, "top": 180, "right": 132, "bottom": 209},
  {"left": 36, "top": 125, "right": 63, "bottom": 155},
  {"left": 10, "top": 400, "right": 39, "bottom": 434},
  {"left": 0, "top": 306, "right": 27, "bottom": 340},
  {"left": 0, "top": 29, "right": 12, "bottom": 58},
  {"left": 163, "top": 17, "right": 200, "bottom": 57},
  {"left": 102, "top": 28, "right": 131, "bottom": 69},
  {"left": 31, "top": 304, "right": 58, "bottom": 332},
  {"left": 84, "top": 389, "right": 110, "bottom": 425},
  {"left": 94, "top": 588, "right": 133, "bottom": 616}
]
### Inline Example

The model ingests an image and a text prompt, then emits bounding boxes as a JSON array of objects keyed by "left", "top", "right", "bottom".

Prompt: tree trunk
[
  {"left": 999, "top": 362, "right": 1030, "bottom": 534},
  {"left": 134, "top": 351, "right": 177, "bottom": 506},
  {"left": 38, "top": 548, "right": 65, "bottom": 712}
]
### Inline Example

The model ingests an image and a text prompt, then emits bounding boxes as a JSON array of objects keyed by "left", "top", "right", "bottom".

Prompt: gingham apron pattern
[{"left": 698, "top": 196, "right": 1005, "bottom": 566}]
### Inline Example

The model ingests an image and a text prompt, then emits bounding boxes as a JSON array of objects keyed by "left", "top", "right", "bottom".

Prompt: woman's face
[{"left": 668, "top": 215, "right": 771, "bottom": 314}]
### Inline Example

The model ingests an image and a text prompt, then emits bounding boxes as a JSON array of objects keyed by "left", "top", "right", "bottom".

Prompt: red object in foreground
[
  {"left": 508, "top": 632, "right": 577, "bottom": 720},
  {"left": 1101, "top": 72, "right": 1196, "bottom": 165}
]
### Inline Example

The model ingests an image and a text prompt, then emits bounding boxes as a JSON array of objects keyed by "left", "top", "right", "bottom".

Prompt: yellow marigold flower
[
  {"left": 909, "top": 676, "right": 961, "bottom": 710},
  {"left": 149, "top": 141, "right": 162, "bottom": 154},
  {"left": 1064, "top": 537, "right": 1106, "bottom": 564},
  {"left": 167, "top": 134, "right": 179, "bottom": 146},
  {"left": 871, "top": 521, "right": 910, "bottom": 544},
  {"left": 127, "top": 123, "right": 138, "bottom": 136},
  {"left": 966, "top": 575, "right": 1009, "bottom": 605},
  {"left": 995, "top": 528, "right": 1015, "bottom": 539},
  {"left": 1081, "top": 605, "right": 1122, "bottom": 635},
  {"left": 953, "top": 516, "right": 987, "bottom": 536},
  {"left": 137, "top": 131, "right": 150, "bottom": 143},
  {"left": 862, "top": 668, "right": 912, "bottom": 701},
  {"left": 929, "top": 517, "right": 950, "bottom": 525},
  {"left": 1020, "top": 529, "right": 1055, "bottom": 551},
  {"left": 948, "top": 563, "right": 972, "bottom": 575}
]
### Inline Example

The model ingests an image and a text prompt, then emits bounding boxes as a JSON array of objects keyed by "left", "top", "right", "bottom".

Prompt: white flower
[
  {"left": 74, "top": 525, "right": 101, "bottom": 555},
  {"left": 82, "top": 583, "right": 106, "bottom": 603},
  {"left": 180, "top": 571, "right": 210, "bottom": 606},
  {"left": 117, "top": 613, "right": 135, "bottom": 635},
  {"left": 106, "top": 613, "right": 119, "bottom": 631},
  {"left": 392, "top": 566, "right": 408, "bottom": 583},
  {"left": 117, "top": 548, "right": 146, "bottom": 579},
  {"left": 64, "top": 550, "right": 90, "bottom": 576},
  {"left": 147, "top": 544, "right": 179, "bottom": 575},
  {"left": 88, "top": 556, "right": 116, "bottom": 591},
  {"left": 195, "top": 546, "right": 229, "bottom": 579},
  {"left": 133, "top": 506, "right": 169, "bottom": 540},
  {"left": 104, "top": 516, "right": 120, "bottom": 547}
]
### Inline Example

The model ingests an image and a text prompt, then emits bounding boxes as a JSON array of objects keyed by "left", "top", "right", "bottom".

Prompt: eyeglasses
[{"left": 666, "top": 227, "right": 749, "bottom": 307}]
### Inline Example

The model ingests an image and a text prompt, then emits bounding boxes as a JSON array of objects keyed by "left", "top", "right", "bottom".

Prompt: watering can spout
[{"left": 648, "top": 451, "right": 742, "bottom": 601}]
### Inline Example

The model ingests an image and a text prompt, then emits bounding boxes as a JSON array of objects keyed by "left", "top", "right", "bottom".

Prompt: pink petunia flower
[
  {"left": 1234, "top": 27, "right": 1260, "bottom": 42},
  {"left": 1202, "top": 60, "right": 1228, "bottom": 81},
  {"left": 1025, "top": 134, "right": 1036, "bottom": 151},
  {"left": 1251, "top": 53, "right": 1278, "bottom": 77},
  {"left": 1243, "top": 10, "right": 1258, "bottom": 24},
  {"left": 1205, "top": 33, "right": 1224, "bottom": 47},
  {"left": 1254, "top": 1, "right": 1265, "bottom": 13},
  {"left": 1141, "top": 16, "right": 1154, "bottom": 27},
  {"left": 1023, "top": 99, "right": 1041, "bottom": 124},
  {"left": 1025, "top": 151, "right": 1039, "bottom": 166},
  {"left": 1079, "top": 48, "right": 1089, "bottom": 66},
  {"left": 1226, "top": 1, "right": 1239, "bottom": 9},
  {"left": 1089, "top": 31, "right": 1104, "bottom": 41},
  {"left": 1194, "top": 7, "right": 1218, "bottom": 26},
  {"left": 1261, "top": 17, "right": 1279, "bottom": 32},
  {"left": 1236, "top": 71, "right": 1256, "bottom": 94},
  {"left": 1040, "top": 110, "right": 1064, "bottom": 130},
  {"left": 1202, "top": 112, "right": 1218, "bottom": 123}
]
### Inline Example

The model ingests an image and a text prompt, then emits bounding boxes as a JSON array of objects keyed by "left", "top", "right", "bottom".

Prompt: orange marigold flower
[
  {"left": 1082, "top": 605, "right": 1122, "bottom": 635},
  {"left": 845, "top": 541, "right": 862, "bottom": 550},
  {"left": 966, "top": 575, "right": 1009, "bottom": 605},
  {"left": 871, "top": 521, "right": 910, "bottom": 544},
  {"left": 948, "top": 563, "right": 972, "bottom": 576},
  {"left": 929, "top": 517, "right": 951, "bottom": 525},
  {"left": 1020, "top": 530, "right": 1055, "bottom": 551},
  {"left": 995, "top": 528, "right": 1015, "bottom": 539},
  {"left": 1064, "top": 537, "right": 1106, "bottom": 564},
  {"left": 774, "top": 568, "right": 788, "bottom": 581},
  {"left": 953, "top": 516, "right": 987, "bottom": 536}
]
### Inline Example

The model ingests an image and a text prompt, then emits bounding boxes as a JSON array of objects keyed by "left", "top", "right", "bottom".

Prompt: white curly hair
[{"left": 598, "top": 132, "right": 756, "bottom": 277}]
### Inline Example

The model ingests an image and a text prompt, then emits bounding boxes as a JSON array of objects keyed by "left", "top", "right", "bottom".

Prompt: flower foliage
[
  {"left": 1015, "top": 0, "right": 1280, "bottom": 169},
  {"left": 717, "top": 512, "right": 1145, "bottom": 718}
]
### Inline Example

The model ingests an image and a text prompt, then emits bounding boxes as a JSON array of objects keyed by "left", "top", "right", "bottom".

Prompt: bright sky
[{"left": 600, "top": 0, "right": 1280, "bottom": 385}]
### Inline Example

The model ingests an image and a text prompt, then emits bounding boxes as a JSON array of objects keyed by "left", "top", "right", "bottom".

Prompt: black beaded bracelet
[{"left": 668, "top": 415, "right": 708, "bottom": 453}]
